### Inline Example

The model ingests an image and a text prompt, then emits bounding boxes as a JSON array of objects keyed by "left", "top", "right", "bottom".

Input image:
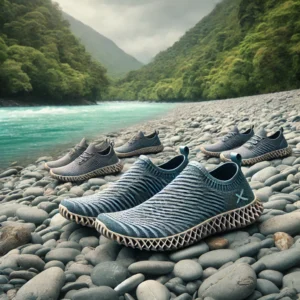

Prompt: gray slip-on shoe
[
  {"left": 59, "top": 146, "right": 189, "bottom": 227},
  {"left": 220, "top": 127, "right": 292, "bottom": 165},
  {"left": 115, "top": 131, "right": 163, "bottom": 158},
  {"left": 45, "top": 138, "right": 88, "bottom": 170},
  {"left": 200, "top": 125, "right": 254, "bottom": 157},
  {"left": 50, "top": 142, "right": 123, "bottom": 182}
]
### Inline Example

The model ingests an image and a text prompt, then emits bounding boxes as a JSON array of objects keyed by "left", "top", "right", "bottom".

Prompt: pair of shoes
[
  {"left": 201, "top": 126, "right": 292, "bottom": 165},
  {"left": 46, "top": 130, "right": 163, "bottom": 182},
  {"left": 60, "top": 148, "right": 263, "bottom": 251}
]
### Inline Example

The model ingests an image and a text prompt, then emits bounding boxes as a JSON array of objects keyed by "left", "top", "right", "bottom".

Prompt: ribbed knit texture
[
  {"left": 97, "top": 161, "right": 255, "bottom": 239},
  {"left": 61, "top": 154, "right": 188, "bottom": 217}
]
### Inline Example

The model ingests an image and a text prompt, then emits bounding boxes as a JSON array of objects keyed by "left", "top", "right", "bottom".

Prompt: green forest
[
  {"left": 0, "top": 0, "right": 109, "bottom": 103},
  {"left": 108, "top": 0, "right": 300, "bottom": 101}
]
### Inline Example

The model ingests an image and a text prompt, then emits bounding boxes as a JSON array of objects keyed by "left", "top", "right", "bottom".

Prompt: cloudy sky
[{"left": 56, "top": 0, "right": 221, "bottom": 63}]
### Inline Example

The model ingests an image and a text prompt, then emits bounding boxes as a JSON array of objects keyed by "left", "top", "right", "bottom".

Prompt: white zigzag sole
[
  {"left": 50, "top": 160, "right": 123, "bottom": 182},
  {"left": 94, "top": 197, "right": 263, "bottom": 251},
  {"left": 220, "top": 146, "right": 293, "bottom": 166},
  {"left": 59, "top": 204, "right": 95, "bottom": 227},
  {"left": 115, "top": 145, "right": 164, "bottom": 158}
]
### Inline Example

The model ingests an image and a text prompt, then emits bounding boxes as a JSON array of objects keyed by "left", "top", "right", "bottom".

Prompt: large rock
[
  {"left": 15, "top": 267, "right": 65, "bottom": 300},
  {"left": 16, "top": 207, "right": 49, "bottom": 225},
  {"left": 198, "top": 263, "right": 257, "bottom": 300},
  {"left": 259, "top": 212, "right": 300, "bottom": 236},
  {"left": 0, "top": 224, "right": 31, "bottom": 256},
  {"left": 251, "top": 167, "right": 279, "bottom": 183},
  {"left": 91, "top": 261, "right": 127, "bottom": 288},
  {"left": 136, "top": 280, "right": 170, "bottom": 300},
  {"left": 198, "top": 249, "right": 240, "bottom": 268}
]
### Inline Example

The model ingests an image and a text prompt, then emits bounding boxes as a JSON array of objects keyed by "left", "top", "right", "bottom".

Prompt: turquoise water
[{"left": 0, "top": 102, "right": 174, "bottom": 168}]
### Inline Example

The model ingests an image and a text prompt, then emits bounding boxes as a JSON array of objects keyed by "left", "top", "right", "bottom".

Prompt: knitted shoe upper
[
  {"left": 61, "top": 147, "right": 189, "bottom": 218},
  {"left": 51, "top": 142, "right": 117, "bottom": 177},
  {"left": 115, "top": 131, "right": 162, "bottom": 154},
  {"left": 46, "top": 138, "right": 88, "bottom": 169},
  {"left": 221, "top": 128, "right": 289, "bottom": 160},
  {"left": 202, "top": 126, "right": 254, "bottom": 153},
  {"left": 97, "top": 159, "right": 255, "bottom": 239}
]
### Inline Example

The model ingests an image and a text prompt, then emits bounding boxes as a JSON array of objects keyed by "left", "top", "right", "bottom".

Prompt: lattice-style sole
[
  {"left": 50, "top": 160, "right": 123, "bottom": 182},
  {"left": 59, "top": 204, "right": 95, "bottom": 227},
  {"left": 199, "top": 147, "right": 221, "bottom": 158},
  {"left": 220, "top": 146, "right": 292, "bottom": 166},
  {"left": 115, "top": 145, "right": 164, "bottom": 158},
  {"left": 95, "top": 198, "right": 263, "bottom": 251}
]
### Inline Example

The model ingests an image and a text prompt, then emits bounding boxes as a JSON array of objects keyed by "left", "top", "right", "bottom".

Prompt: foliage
[
  {"left": 108, "top": 0, "right": 300, "bottom": 101},
  {"left": 0, "top": 0, "right": 109, "bottom": 102}
]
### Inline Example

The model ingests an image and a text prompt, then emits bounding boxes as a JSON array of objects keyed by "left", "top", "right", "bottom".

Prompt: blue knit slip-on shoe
[
  {"left": 220, "top": 127, "right": 292, "bottom": 166},
  {"left": 59, "top": 146, "right": 189, "bottom": 227},
  {"left": 50, "top": 141, "right": 123, "bottom": 182},
  {"left": 45, "top": 138, "right": 88, "bottom": 170},
  {"left": 115, "top": 131, "right": 164, "bottom": 158},
  {"left": 95, "top": 153, "right": 263, "bottom": 251},
  {"left": 200, "top": 125, "right": 254, "bottom": 157}
]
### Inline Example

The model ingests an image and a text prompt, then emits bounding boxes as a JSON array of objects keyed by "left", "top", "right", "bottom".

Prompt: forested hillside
[
  {"left": 63, "top": 13, "right": 143, "bottom": 78},
  {"left": 109, "top": 0, "right": 300, "bottom": 101},
  {"left": 0, "top": 0, "right": 109, "bottom": 104}
]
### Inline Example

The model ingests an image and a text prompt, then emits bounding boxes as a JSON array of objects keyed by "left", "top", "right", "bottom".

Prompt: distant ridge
[{"left": 63, "top": 12, "right": 143, "bottom": 78}]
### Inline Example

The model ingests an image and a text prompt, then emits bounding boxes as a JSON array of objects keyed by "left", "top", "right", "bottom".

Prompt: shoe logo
[{"left": 236, "top": 189, "right": 248, "bottom": 204}]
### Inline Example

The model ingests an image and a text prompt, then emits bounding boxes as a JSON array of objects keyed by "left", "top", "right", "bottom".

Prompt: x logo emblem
[{"left": 236, "top": 189, "right": 248, "bottom": 204}]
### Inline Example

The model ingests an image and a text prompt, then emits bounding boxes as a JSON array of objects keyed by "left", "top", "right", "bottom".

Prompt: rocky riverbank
[{"left": 0, "top": 89, "right": 300, "bottom": 300}]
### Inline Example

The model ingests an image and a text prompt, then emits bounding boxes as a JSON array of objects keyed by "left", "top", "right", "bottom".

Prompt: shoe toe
[{"left": 97, "top": 213, "right": 135, "bottom": 236}]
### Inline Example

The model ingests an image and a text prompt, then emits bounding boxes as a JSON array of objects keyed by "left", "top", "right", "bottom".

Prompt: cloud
[{"left": 55, "top": 0, "right": 220, "bottom": 63}]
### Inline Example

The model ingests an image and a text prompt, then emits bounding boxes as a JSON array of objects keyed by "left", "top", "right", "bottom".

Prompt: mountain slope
[
  {"left": 63, "top": 13, "right": 143, "bottom": 78},
  {"left": 0, "top": 0, "right": 109, "bottom": 104},
  {"left": 109, "top": 0, "right": 300, "bottom": 101}
]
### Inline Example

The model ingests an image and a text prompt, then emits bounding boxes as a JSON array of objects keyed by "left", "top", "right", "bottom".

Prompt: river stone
[
  {"left": 274, "top": 232, "right": 294, "bottom": 250},
  {"left": 0, "top": 203, "right": 24, "bottom": 218},
  {"left": 114, "top": 273, "right": 145, "bottom": 295},
  {"left": 91, "top": 261, "right": 127, "bottom": 288},
  {"left": 88, "top": 178, "right": 107, "bottom": 186},
  {"left": 23, "top": 187, "right": 44, "bottom": 197},
  {"left": 282, "top": 271, "right": 300, "bottom": 292},
  {"left": 206, "top": 237, "right": 229, "bottom": 250},
  {"left": 198, "top": 249, "right": 240, "bottom": 269},
  {"left": 17, "top": 254, "right": 45, "bottom": 271},
  {"left": 198, "top": 263, "right": 256, "bottom": 300},
  {"left": 255, "top": 187, "right": 273, "bottom": 203},
  {"left": 259, "top": 212, "right": 300, "bottom": 235},
  {"left": 128, "top": 261, "right": 174, "bottom": 275},
  {"left": 252, "top": 167, "right": 279, "bottom": 183},
  {"left": 72, "top": 287, "right": 118, "bottom": 300},
  {"left": 244, "top": 162, "right": 271, "bottom": 178},
  {"left": 136, "top": 280, "right": 170, "bottom": 300},
  {"left": 173, "top": 260, "right": 203, "bottom": 281},
  {"left": 15, "top": 267, "right": 65, "bottom": 300},
  {"left": 16, "top": 207, "right": 49, "bottom": 225},
  {"left": 258, "top": 270, "right": 283, "bottom": 287},
  {"left": 0, "top": 224, "right": 31, "bottom": 256},
  {"left": 257, "top": 247, "right": 300, "bottom": 271},
  {"left": 256, "top": 278, "right": 280, "bottom": 295},
  {"left": 45, "top": 248, "right": 80, "bottom": 264},
  {"left": 0, "top": 169, "right": 18, "bottom": 178},
  {"left": 169, "top": 242, "right": 209, "bottom": 261}
]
